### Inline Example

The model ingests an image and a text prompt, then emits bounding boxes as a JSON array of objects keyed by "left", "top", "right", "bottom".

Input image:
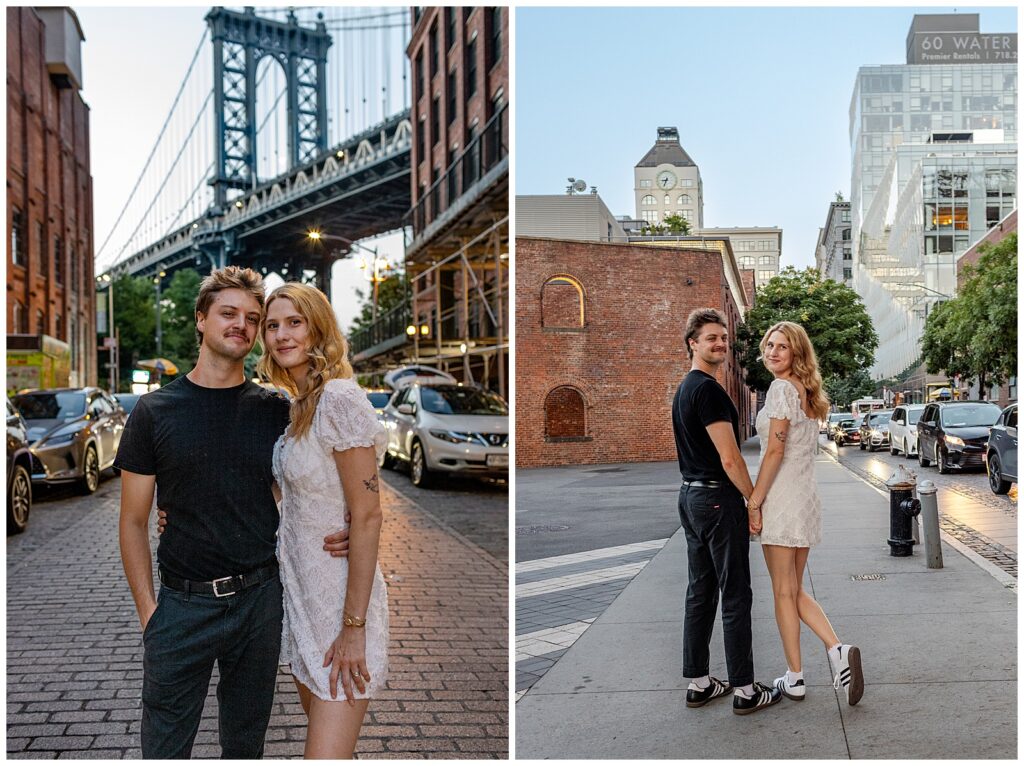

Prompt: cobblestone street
[{"left": 7, "top": 476, "right": 508, "bottom": 759}]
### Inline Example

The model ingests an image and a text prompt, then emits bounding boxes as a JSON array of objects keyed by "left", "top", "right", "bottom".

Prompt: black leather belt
[
  {"left": 682, "top": 480, "right": 724, "bottom": 488},
  {"left": 159, "top": 561, "right": 279, "bottom": 598}
]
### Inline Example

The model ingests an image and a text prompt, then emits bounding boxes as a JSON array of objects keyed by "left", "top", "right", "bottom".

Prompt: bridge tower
[{"left": 206, "top": 7, "right": 331, "bottom": 210}]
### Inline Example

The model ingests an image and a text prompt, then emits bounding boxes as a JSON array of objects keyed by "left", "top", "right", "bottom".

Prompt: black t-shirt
[
  {"left": 114, "top": 375, "right": 291, "bottom": 581},
  {"left": 672, "top": 369, "right": 740, "bottom": 482}
]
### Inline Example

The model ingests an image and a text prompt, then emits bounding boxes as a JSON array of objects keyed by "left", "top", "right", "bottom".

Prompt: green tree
[
  {"left": 348, "top": 272, "right": 410, "bottom": 335},
  {"left": 922, "top": 232, "right": 1017, "bottom": 394},
  {"left": 735, "top": 267, "right": 878, "bottom": 392},
  {"left": 662, "top": 214, "right": 692, "bottom": 235},
  {"left": 159, "top": 268, "right": 203, "bottom": 375},
  {"left": 99, "top": 274, "right": 157, "bottom": 392},
  {"left": 822, "top": 369, "right": 876, "bottom": 410}
]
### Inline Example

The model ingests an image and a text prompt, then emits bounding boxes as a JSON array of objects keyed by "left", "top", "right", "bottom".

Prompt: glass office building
[{"left": 849, "top": 31, "right": 1017, "bottom": 377}]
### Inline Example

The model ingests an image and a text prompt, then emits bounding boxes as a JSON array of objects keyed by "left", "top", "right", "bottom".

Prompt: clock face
[{"left": 657, "top": 170, "right": 676, "bottom": 190}]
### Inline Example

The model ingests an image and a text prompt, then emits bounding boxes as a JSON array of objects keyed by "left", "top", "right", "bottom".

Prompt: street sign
[{"left": 103, "top": 337, "right": 118, "bottom": 349}]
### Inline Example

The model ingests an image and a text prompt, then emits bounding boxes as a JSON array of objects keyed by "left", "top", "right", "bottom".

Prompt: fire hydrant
[{"left": 886, "top": 465, "right": 921, "bottom": 557}]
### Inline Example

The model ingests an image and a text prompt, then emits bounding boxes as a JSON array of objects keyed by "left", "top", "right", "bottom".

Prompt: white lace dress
[
  {"left": 272, "top": 377, "right": 390, "bottom": 701},
  {"left": 754, "top": 378, "right": 822, "bottom": 548}
]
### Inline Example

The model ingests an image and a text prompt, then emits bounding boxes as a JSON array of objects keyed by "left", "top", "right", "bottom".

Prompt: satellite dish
[{"left": 573, "top": 179, "right": 587, "bottom": 193}]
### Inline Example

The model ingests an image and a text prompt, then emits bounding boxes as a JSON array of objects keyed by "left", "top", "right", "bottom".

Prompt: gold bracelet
[{"left": 343, "top": 611, "right": 367, "bottom": 628}]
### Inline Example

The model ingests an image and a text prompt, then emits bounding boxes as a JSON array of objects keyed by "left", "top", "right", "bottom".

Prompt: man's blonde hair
[{"left": 194, "top": 266, "right": 266, "bottom": 345}]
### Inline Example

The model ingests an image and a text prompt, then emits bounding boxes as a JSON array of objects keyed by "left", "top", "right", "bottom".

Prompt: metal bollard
[
  {"left": 916, "top": 480, "right": 943, "bottom": 569},
  {"left": 886, "top": 465, "right": 921, "bottom": 556}
]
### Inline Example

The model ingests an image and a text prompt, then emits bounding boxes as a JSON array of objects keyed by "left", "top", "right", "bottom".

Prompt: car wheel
[
  {"left": 7, "top": 464, "right": 32, "bottom": 535},
  {"left": 78, "top": 445, "right": 100, "bottom": 495},
  {"left": 860, "top": 439, "right": 866, "bottom": 450},
  {"left": 988, "top": 454, "right": 1011, "bottom": 495},
  {"left": 410, "top": 441, "right": 433, "bottom": 489},
  {"left": 936, "top": 445, "right": 950, "bottom": 475},
  {"left": 918, "top": 442, "right": 931, "bottom": 467},
  {"left": 890, "top": 442, "right": 899, "bottom": 455}
]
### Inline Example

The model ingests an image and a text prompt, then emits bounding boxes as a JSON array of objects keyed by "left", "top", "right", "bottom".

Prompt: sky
[
  {"left": 76, "top": 6, "right": 406, "bottom": 332},
  {"left": 515, "top": 5, "right": 1018, "bottom": 270}
]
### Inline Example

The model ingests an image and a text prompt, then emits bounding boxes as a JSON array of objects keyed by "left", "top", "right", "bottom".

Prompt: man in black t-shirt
[
  {"left": 116, "top": 267, "right": 347, "bottom": 758},
  {"left": 671, "top": 308, "right": 782, "bottom": 716}
]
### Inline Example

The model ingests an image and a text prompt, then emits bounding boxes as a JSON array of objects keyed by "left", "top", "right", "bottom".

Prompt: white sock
[
  {"left": 786, "top": 669, "right": 803, "bottom": 685},
  {"left": 689, "top": 675, "right": 711, "bottom": 690},
  {"left": 828, "top": 643, "right": 842, "bottom": 665},
  {"left": 735, "top": 683, "right": 755, "bottom": 698}
]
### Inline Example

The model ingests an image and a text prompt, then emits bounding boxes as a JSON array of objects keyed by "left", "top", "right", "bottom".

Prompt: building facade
[
  {"left": 815, "top": 200, "right": 853, "bottom": 285},
  {"left": 7, "top": 7, "right": 96, "bottom": 388},
  {"left": 516, "top": 193, "right": 627, "bottom": 243},
  {"left": 351, "top": 7, "right": 509, "bottom": 396},
  {"left": 849, "top": 13, "right": 1017, "bottom": 377},
  {"left": 699, "top": 227, "right": 782, "bottom": 287},
  {"left": 634, "top": 127, "right": 703, "bottom": 229},
  {"left": 516, "top": 236, "right": 755, "bottom": 468}
]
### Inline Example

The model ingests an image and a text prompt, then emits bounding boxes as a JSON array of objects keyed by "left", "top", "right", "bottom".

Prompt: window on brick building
[
  {"left": 415, "top": 50, "right": 424, "bottom": 103},
  {"left": 36, "top": 309, "right": 45, "bottom": 336},
  {"left": 70, "top": 244, "right": 78, "bottom": 292},
  {"left": 431, "top": 97, "right": 440, "bottom": 147},
  {"left": 545, "top": 386, "right": 586, "bottom": 440},
  {"left": 541, "top": 276, "right": 585, "bottom": 328},
  {"left": 36, "top": 221, "right": 46, "bottom": 276},
  {"left": 55, "top": 312, "right": 63, "bottom": 340},
  {"left": 465, "top": 37, "right": 477, "bottom": 99},
  {"left": 445, "top": 7, "right": 455, "bottom": 51},
  {"left": 488, "top": 7, "right": 502, "bottom": 69},
  {"left": 12, "top": 300, "right": 26, "bottom": 334},
  {"left": 55, "top": 236, "right": 64, "bottom": 285},
  {"left": 429, "top": 22, "right": 438, "bottom": 79},
  {"left": 417, "top": 115, "right": 426, "bottom": 165},
  {"left": 448, "top": 70, "right": 457, "bottom": 125},
  {"left": 11, "top": 207, "right": 25, "bottom": 267}
]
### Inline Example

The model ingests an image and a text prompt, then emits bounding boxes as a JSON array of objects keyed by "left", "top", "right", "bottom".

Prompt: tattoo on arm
[
  {"left": 774, "top": 430, "right": 787, "bottom": 443},
  {"left": 362, "top": 475, "right": 380, "bottom": 493}
]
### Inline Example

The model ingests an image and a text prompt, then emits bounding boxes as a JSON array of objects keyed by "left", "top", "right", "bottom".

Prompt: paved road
[
  {"left": 378, "top": 463, "right": 508, "bottom": 563},
  {"left": 7, "top": 473, "right": 508, "bottom": 759}
]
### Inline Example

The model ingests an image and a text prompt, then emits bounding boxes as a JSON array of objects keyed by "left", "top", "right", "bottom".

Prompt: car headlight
[
  {"left": 943, "top": 434, "right": 965, "bottom": 447},
  {"left": 39, "top": 430, "right": 77, "bottom": 447},
  {"left": 429, "top": 429, "right": 477, "bottom": 444}
]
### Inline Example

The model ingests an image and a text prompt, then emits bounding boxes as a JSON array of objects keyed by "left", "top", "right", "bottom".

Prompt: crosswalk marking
[{"left": 517, "top": 538, "right": 669, "bottom": 574}]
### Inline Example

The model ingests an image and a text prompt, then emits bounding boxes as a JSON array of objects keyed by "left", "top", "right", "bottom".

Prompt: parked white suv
[
  {"left": 889, "top": 404, "right": 926, "bottom": 457},
  {"left": 379, "top": 382, "right": 509, "bottom": 488}
]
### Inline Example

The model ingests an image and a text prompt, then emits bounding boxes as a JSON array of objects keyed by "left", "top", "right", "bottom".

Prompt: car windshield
[
  {"left": 940, "top": 403, "right": 1002, "bottom": 428},
  {"left": 907, "top": 409, "right": 923, "bottom": 425},
  {"left": 12, "top": 392, "right": 86, "bottom": 421},
  {"left": 839, "top": 420, "right": 855, "bottom": 428},
  {"left": 869, "top": 413, "right": 891, "bottom": 425},
  {"left": 367, "top": 392, "right": 391, "bottom": 409},
  {"left": 420, "top": 386, "right": 508, "bottom": 415},
  {"left": 830, "top": 413, "right": 852, "bottom": 422}
]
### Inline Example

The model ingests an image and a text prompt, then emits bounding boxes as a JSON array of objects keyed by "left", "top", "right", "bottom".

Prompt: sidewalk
[
  {"left": 7, "top": 482, "right": 508, "bottom": 759},
  {"left": 515, "top": 439, "right": 1017, "bottom": 759}
]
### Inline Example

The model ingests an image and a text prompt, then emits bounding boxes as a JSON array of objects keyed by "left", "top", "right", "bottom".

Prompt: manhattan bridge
[{"left": 95, "top": 6, "right": 412, "bottom": 302}]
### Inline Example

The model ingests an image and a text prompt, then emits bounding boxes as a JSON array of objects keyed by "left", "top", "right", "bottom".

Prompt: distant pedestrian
[
  {"left": 672, "top": 308, "right": 782, "bottom": 716},
  {"left": 748, "top": 321, "right": 864, "bottom": 706},
  {"left": 117, "top": 267, "right": 352, "bottom": 758}
]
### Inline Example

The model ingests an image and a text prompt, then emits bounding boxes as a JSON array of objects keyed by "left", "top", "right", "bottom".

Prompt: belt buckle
[{"left": 211, "top": 577, "right": 236, "bottom": 598}]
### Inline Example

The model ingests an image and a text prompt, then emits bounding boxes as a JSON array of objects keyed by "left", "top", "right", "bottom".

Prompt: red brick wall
[
  {"left": 516, "top": 237, "right": 754, "bottom": 468},
  {"left": 7, "top": 7, "right": 96, "bottom": 385}
]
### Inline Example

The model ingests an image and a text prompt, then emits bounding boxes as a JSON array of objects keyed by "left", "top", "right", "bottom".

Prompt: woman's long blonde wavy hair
[
  {"left": 759, "top": 321, "right": 831, "bottom": 421},
  {"left": 257, "top": 283, "right": 354, "bottom": 439}
]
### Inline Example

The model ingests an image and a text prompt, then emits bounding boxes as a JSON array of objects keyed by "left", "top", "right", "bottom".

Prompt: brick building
[
  {"left": 7, "top": 7, "right": 96, "bottom": 387},
  {"left": 352, "top": 7, "right": 509, "bottom": 396},
  {"left": 516, "top": 236, "right": 756, "bottom": 468}
]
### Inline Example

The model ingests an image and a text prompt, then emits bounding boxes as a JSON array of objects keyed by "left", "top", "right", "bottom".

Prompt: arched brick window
[
  {"left": 541, "top": 275, "right": 584, "bottom": 328},
  {"left": 545, "top": 386, "right": 586, "bottom": 439}
]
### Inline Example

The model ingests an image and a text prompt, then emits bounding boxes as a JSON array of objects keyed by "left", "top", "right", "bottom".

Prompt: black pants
[
  {"left": 678, "top": 483, "right": 754, "bottom": 687},
  {"left": 140, "top": 576, "right": 283, "bottom": 759}
]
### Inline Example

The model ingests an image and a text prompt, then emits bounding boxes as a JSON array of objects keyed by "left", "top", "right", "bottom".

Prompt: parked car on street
[
  {"left": 889, "top": 404, "right": 926, "bottom": 457},
  {"left": 824, "top": 412, "right": 854, "bottom": 438},
  {"left": 985, "top": 403, "right": 1017, "bottom": 495},
  {"left": 112, "top": 392, "right": 143, "bottom": 415},
  {"left": 379, "top": 382, "right": 509, "bottom": 488},
  {"left": 365, "top": 389, "right": 394, "bottom": 422},
  {"left": 833, "top": 419, "right": 860, "bottom": 447},
  {"left": 917, "top": 400, "right": 1003, "bottom": 474},
  {"left": 11, "top": 387, "right": 127, "bottom": 494},
  {"left": 7, "top": 398, "right": 33, "bottom": 534},
  {"left": 858, "top": 410, "right": 892, "bottom": 452}
]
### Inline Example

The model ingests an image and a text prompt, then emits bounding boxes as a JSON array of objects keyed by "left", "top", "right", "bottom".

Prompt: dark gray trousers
[
  {"left": 678, "top": 483, "right": 754, "bottom": 687},
  {"left": 140, "top": 576, "right": 283, "bottom": 759}
]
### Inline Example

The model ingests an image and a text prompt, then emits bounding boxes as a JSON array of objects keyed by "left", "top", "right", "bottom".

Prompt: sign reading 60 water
[{"left": 910, "top": 33, "right": 1017, "bottom": 64}]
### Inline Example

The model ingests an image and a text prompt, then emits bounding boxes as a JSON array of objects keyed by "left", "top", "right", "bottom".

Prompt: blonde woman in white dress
[
  {"left": 748, "top": 321, "right": 864, "bottom": 707},
  {"left": 258, "top": 282, "right": 389, "bottom": 758}
]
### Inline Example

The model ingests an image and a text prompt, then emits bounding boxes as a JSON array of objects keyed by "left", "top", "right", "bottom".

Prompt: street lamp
[
  {"left": 405, "top": 322, "right": 430, "bottom": 364},
  {"left": 307, "top": 229, "right": 393, "bottom": 321}
]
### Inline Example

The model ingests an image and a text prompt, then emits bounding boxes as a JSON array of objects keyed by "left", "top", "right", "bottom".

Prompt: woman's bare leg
[
  {"left": 303, "top": 696, "right": 370, "bottom": 759},
  {"left": 762, "top": 544, "right": 802, "bottom": 672},
  {"left": 793, "top": 547, "right": 840, "bottom": 648},
  {"left": 293, "top": 677, "right": 313, "bottom": 718}
]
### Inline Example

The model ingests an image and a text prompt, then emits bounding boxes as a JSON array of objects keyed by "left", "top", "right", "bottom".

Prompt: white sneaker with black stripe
[
  {"left": 832, "top": 644, "right": 864, "bottom": 705},
  {"left": 774, "top": 674, "right": 806, "bottom": 701},
  {"left": 732, "top": 681, "right": 782, "bottom": 715}
]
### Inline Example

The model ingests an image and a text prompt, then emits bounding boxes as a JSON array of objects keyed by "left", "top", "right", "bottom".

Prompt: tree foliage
[
  {"left": 159, "top": 269, "right": 203, "bottom": 375},
  {"left": 348, "top": 272, "right": 409, "bottom": 335},
  {"left": 662, "top": 214, "right": 692, "bottom": 235},
  {"left": 921, "top": 232, "right": 1017, "bottom": 394},
  {"left": 823, "top": 369, "right": 876, "bottom": 410},
  {"left": 735, "top": 267, "right": 878, "bottom": 392}
]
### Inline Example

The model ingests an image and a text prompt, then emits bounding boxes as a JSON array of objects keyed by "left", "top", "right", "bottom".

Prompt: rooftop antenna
[{"left": 566, "top": 178, "right": 587, "bottom": 195}]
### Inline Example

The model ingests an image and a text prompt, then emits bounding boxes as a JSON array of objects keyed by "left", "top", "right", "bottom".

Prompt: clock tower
[{"left": 634, "top": 127, "right": 703, "bottom": 229}]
